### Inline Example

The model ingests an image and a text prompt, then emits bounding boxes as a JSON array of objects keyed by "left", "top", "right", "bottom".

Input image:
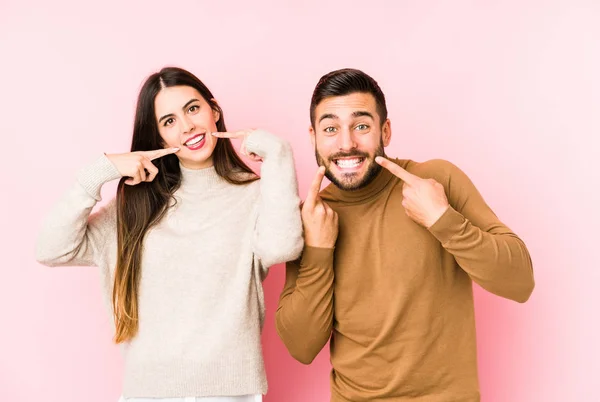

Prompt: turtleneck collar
[{"left": 179, "top": 163, "right": 229, "bottom": 193}]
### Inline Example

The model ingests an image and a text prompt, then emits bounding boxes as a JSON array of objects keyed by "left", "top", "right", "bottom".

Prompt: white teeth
[
  {"left": 186, "top": 135, "right": 204, "bottom": 146},
  {"left": 335, "top": 158, "right": 362, "bottom": 168}
]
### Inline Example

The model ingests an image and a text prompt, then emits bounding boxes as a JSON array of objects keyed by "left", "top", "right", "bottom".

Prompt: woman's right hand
[
  {"left": 212, "top": 129, "right": 264, "bottom": 162},
  {"left": 106, "top": 147, "right": 179, "bottom": 185}
]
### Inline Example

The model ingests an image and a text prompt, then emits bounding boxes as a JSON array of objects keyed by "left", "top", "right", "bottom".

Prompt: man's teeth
[
  {"left": 335, "top": 158, "right": 363, "bottom": 168},
  {"left": 186, "top": 135, "right": 204, "bottom": 146}
]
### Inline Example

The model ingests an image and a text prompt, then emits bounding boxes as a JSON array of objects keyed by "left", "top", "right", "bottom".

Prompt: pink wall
[{"left": 1, "top": 1, "right": 598, "bottom": 401}]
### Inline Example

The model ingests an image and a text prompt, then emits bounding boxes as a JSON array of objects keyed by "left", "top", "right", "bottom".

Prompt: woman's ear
[{"left": 211, "top": 98, "right": 221, "bottom": 122}]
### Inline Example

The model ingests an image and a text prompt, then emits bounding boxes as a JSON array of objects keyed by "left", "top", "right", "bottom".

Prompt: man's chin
[
  {"left": 325, "top": 159, "right": 383, "bottom": 191},
  {"left": 325, "top": 169, "right": 368, "bottom": 191}
]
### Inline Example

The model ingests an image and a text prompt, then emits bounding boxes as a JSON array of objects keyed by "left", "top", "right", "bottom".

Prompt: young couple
[{"left": 36, "top": 67, "right": 534, "bottom": 402}]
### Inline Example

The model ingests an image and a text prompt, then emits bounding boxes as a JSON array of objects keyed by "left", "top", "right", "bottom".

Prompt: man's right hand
[
  {"left": 106, "top": 147, "right": 179, "bottom": 186},
  {"left": 301, "top": 166, "right": 339, "bottom": 248}
]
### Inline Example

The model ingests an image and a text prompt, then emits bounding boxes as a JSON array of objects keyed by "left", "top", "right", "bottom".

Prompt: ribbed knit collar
[{"left": 179, "top": 163, "right": 229, "bottom": 193}]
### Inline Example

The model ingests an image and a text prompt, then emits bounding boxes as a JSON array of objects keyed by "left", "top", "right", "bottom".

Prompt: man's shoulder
[
  {"left": 407, "top": 158, "right": 456, "bottom": 172},
  {"left": 404, "top": 158, "right": 462, "bottom": 182}
]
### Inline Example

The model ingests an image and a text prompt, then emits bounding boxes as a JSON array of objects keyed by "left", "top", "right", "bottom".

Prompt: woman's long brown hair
[{"left": 112, "top": 67, "right": 258, "bottom": 343}]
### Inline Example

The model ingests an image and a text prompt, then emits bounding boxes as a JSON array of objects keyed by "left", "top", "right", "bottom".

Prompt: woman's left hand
[{"left": 211, "top": 129, "right": 263, "bottom": 162}]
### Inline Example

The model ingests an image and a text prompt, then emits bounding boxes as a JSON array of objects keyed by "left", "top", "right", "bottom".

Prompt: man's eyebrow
[
  {"left": 352, "top": 111, "right": 374, "bottom": 119},
  {"left": 318, "top": 113, "right": 338, "bottom": 123}
]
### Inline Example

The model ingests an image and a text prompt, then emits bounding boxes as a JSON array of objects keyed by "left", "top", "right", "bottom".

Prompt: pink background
[{"left": 1, "top": 1, "right": 599, "bottom": 401}]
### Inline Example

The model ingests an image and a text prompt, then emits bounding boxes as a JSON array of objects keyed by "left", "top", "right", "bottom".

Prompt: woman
[{"left": 35, "top": 67, "right": 303, "bottom": 401}]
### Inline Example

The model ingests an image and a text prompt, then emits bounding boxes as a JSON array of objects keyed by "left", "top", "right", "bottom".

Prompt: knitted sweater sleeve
[
  {"left": 426, "top": 159, "right": 535, "bottom": 303},
  {"left": 35, "top": 155, "right": 121, "bottom": 267},
  {"left": 245, "top": 130, "right": 304, "bottom": 270}
]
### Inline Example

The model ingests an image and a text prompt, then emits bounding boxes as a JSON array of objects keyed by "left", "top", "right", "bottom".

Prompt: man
[{"left": 275, "top": 68, "right": 534, "bottom": 402}]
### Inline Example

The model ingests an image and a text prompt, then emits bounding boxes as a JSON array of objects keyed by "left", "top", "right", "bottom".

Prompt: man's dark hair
[{"left": 310, "top": 68, "right": 388, "bottom": 127}]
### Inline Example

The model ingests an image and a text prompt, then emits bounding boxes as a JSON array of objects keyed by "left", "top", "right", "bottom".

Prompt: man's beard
[{"left": 315, "top": 141, "right": 386, "bottom": 191}]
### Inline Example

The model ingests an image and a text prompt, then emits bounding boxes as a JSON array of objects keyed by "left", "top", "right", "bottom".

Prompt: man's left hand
[{"left": 376, "top": 156, "right": 450, "bottom": 228}]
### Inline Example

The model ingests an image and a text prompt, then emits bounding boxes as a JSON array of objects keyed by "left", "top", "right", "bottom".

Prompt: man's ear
[
  {"left": 382, "top": 119, "right": 392, "bottom": 147},
  {"left": 309, "top": 125, "right": 316, "bottom": 148}
]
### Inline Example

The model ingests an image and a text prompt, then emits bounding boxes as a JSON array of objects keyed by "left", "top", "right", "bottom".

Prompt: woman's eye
[
  {"left": 188, "top": 105, "right": 199, "bottom": 113},
  {"left": 164, "top": 118, "right": 175, "bottom": 126}
]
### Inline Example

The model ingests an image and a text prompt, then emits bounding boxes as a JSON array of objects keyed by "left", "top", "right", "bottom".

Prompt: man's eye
[
  {"left": 324, "top": 127, "right": 336, "bottom": 133},
  {"left": 356, "top": 124, "right": 369, "bottom": 130}
]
